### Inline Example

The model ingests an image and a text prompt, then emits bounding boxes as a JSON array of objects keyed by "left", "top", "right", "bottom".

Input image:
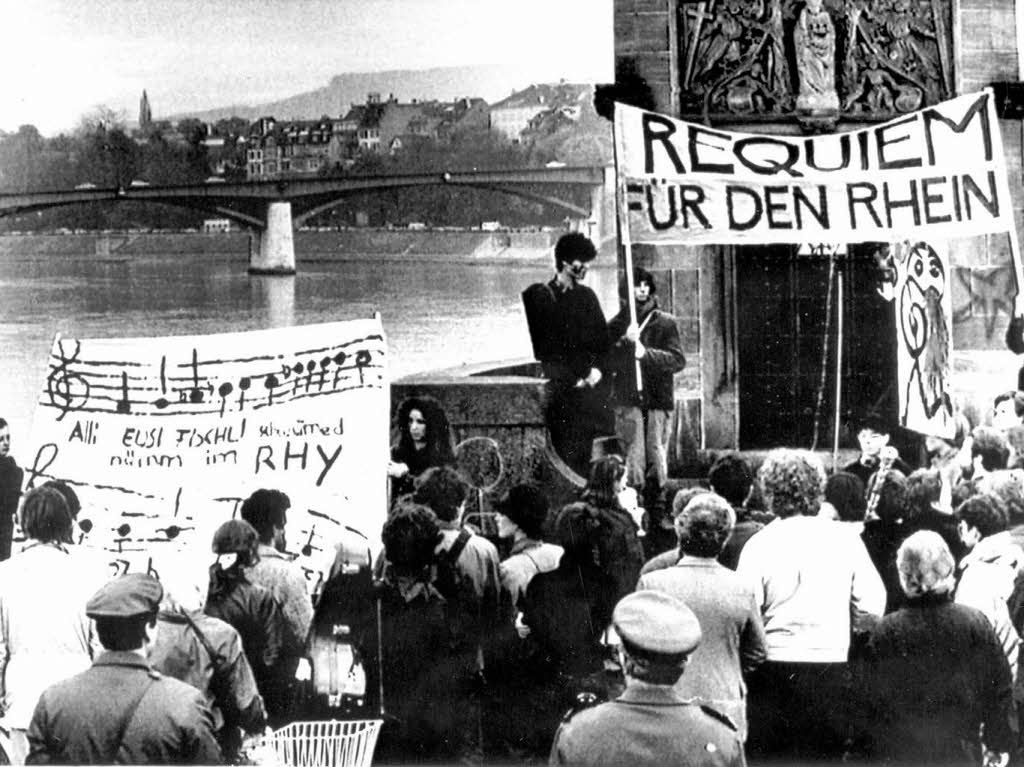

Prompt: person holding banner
[
  {"left": 607, "top": 268, "right": 685, "bottom": 493},
  {"left": 522, "top": 233, "right": 614, "bottom": 477}
]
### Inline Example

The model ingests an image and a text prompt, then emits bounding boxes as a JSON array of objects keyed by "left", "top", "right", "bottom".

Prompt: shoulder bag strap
[
  {"left": 445, "top": 528, "right": 473, "bottom": 565},
  {"left": 183, "top": 611, "right": 226, "bottom": 672},
  {"left": 110, "top": 677, "right": 156, "bottom": 761}
]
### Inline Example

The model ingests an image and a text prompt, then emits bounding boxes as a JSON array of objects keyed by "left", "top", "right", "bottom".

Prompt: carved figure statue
[{"left": 795, "top": 0, "right": 839, "bottom": 112}]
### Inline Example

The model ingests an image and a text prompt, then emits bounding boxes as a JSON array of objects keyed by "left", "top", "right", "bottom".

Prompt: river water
[{"left": 0, "top": 246, "right": 620, "bottom": 444}]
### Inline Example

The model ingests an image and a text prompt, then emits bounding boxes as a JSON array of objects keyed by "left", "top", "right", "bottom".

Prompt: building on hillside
[
  {"left": 245, "top": 116, "right": 348, "bottom": 180},
  {"left": 489, "top": 82, "right": 590, "bottom": 141},
  {"left": 340, "top": 93, "right": 490, "bottom": 155},
  {"left": 611, "top": 0, "right": 1024, "bottom": 460}
]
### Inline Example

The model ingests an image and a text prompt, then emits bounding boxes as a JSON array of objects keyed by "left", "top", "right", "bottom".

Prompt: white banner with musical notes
[{"left": 24, "top": 317, "right": 389, "bottom": 591}]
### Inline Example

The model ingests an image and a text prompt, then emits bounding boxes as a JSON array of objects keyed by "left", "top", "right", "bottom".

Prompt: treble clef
[{"left": 46, "top": 339, "right": 90, "bottom": 420}]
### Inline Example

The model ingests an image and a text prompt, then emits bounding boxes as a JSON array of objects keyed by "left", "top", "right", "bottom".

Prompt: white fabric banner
[
  {"left": 614, "top": 91, "right": 1015, "bottom": 245},
  {"left": 23, "top": 317, "right": 389, "bottom": 590}
]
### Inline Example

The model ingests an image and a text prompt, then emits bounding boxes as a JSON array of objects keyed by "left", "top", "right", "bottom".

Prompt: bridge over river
[{"left": 0, "top": 166, "right": 614, "bottom": 274}]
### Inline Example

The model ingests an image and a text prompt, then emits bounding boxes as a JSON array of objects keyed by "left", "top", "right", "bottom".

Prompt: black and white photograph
[{"left": 2, "top": 0, "right": 1024, "bottom": 764}]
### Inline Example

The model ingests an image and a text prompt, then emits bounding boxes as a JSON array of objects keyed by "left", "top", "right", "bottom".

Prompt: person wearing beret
[
  {"left": 494, "top": 483, "right": 563, "bottom": 615},
  {"left": 26, "top": 573, "right": 221, "bottom": 764},
  {"left": 548, "top": 591, "right": 745, "bottom": 767},
  {"left": 0, "top": 418, "right": 23, "bottom": 563}
]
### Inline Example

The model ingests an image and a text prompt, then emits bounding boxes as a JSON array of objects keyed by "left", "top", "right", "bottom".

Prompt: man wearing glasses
[{"left": 523, "top": 233, "right": 614, "bottom": 476}]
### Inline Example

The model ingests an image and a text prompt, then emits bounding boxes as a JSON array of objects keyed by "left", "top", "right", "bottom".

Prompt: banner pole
[
  {"left": 832, "top": 251, "right": 845, "bottom": 473},
  {"left": 1009, "top": 231, "right": 1024, "bottom": 309},
  {"left": 612, "top": 105, "right": 642, "bottom": 394}
]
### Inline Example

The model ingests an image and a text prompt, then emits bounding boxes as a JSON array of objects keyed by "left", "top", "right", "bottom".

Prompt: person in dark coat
[
  {"left": 865, "top": 531, "right": 1015, "bottom": 765},
  {"left": 204, "top": 519, "right": 289, "bottom": 725},
  {"left": 26, "top": 573, "right": 221, "bottom": 765},
  {"left": 1004, "top": 305, "right": 1024, "bottom": 391},
  {"left": 549, "top": 590, "right": 745, "bottom": 767},
  {"left": 387, "top": 395, "right": 456, "bottom": 501},
  {"left": 363, "top": 503, "right": 475, "bottom": 764},
  {"left": 844, "top": 410, "right": 912, "bottom": 487},
  {"left": 905, "top": 468, "right": 964, "bottom": 561},
  {"left": 522, "top": 233, "right": 613, "bottom": 476},
  {"left": 0, "top": 419, "right": 23, "bottom": 562},
  {"left": 861, "top": 468, "right": 915, "bottom": 613},
  {"left": 606, "top": 267, "right": 685, "bottom": 492}
]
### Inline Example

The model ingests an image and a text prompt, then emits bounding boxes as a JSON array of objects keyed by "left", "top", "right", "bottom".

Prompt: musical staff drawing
[{"left": 38, "top": 333, "right": 386, "bottom": 419}]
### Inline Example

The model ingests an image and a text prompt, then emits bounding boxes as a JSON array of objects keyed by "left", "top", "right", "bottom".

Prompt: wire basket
[{"left": 257, "top": 719, "right": 383, "bottom": 767}]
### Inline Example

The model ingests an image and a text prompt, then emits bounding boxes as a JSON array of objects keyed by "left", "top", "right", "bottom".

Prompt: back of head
[
  {"left": 495, "top": 483, "right": 549, "bottom": 540},
  {"left": 552, "top": 502, "right": 604, "bottom": 566},
  {"left": 956, "top": 493, "right": 1009, "bottom": 538},
  {"left": 412, "top": 465, "right": 467, "bottom": 522},
  {"left": 40, "top": 480, "right": 81, "bottom": 519},
  {"left": 897, "top": 530, "right": 955, "bottom": 599},
  {"left": 1005, "top": 426, "right": 1024, "bottom": 470},
  {"left": 87, "top": 573, "right": 163, "bottom": 651},
  {"left": 613, "top": 591, "right": 700, "bottom": 686},
  {"left": 671, "top": 486, "right": 712, "bottom": 520},
  {"left": 676, "top": 493, "right": 735, "bottom": 557},
  {"left": 757, "top": 449, "right": 825, "bottom": 518},
  {"left": 824, "top": 472, "right": 867, "bottom": 522},
  {"left": 554, "top": 231, "right": 596, "bottom": 270},
  {"left": 20, "top": 486, "right": 73, "bottom": 544},
  {"left": 240, "top": 488, "right": 291, "bottom": 542},
  {"left": 905, "top": 468, "right": 943, "bottom": 518},
  {"left": 972, "top": 426, "right": 1011, "bottom": 472},
  {"left": 708, "top": 452, "right": 753, "bottom": 508},
  {"left": 584, "top": 455, "right": 626, "bottom": 508},
  {"left": 977, "top": 470, "right": 1024, "bottom": 525},
  {"left": 382, "top": 503, "right": 440, "bottom": 577}
]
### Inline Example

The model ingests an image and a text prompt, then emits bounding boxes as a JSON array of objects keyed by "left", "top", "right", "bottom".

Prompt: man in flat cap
[
  {"left": 548, "top": 591, "right": 745, "bottom": 767},
  {"left": 26, "top": 573, "right": 221, "bottom": 765}
]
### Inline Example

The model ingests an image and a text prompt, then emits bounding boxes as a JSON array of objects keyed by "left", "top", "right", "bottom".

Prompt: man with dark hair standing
[
  {"left": 0, "top": 418, "right": 23, "bottom": 562},
  {"left": 549, "top": 590, "right": 744, "bottom": 766},
  {"left": 240, "top": 489, "right": 312, "bottom": 656},
  {"left": 709, "top": 452, "right": 767, "bottom": 569},
  {"left": 27, "top": 573, "right": 220, "bottom": 764},
  {"left": 607, "top": 267, "right": 685, "bottom": 494},
  {"left": 522, "top": 232, "right": 613, "bottom": 475}
]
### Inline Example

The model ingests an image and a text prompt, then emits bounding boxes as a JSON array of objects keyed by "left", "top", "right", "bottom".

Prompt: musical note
[
  {"left": 355, "top": 350, "right": 372, "bottom": 385},
  {"left": 332, "top": 351, "right": 348, "bottom": 388},
  {"left": 77, "top": 518, "right": 93, "bottom": 545},
  {"left": 218, "top": 382, "right": 233, "bottom": 417},
  {"left": 264, "top": 374, "right": 279, "bottom": 406},
  {"left": 318, "top": 356, "right": 331, "bottom": 391},
  {"left": 188, "top": 348, "right": 205, "bottom": 404},
  {"left": 115, "top": 371, "right": 132, "bottom": 414},
  {"left": 155, "top": 356, "right": 169, "bottom": 409},
  {"left": 237, "top": 377, "right": 251, "bottom": 410},
  {"left": 301, "top": 526, "right": 320, "bottom": 557},
  {"left": 46, "top": 340, "right": 91, "bottom": 421}
]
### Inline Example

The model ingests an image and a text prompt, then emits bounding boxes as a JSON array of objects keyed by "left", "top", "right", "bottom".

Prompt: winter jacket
[
  {"left": 955, "top": 531, "right": 1023, "bottom": 681},
  {"left": 607, "top": 298, "right": 685, "bottom": 412}
]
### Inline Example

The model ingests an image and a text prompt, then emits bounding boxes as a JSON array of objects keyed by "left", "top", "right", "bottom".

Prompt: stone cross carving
[{"left": 795, "top": 0, "right": 839, "bottom": 112}]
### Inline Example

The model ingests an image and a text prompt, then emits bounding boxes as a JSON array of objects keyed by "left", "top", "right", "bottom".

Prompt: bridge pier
[{"left": 248, "top": 201, "right": 296, "bottom": 275}]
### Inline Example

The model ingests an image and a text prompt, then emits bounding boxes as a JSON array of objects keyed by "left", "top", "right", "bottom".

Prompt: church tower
[{"left": 139, "top": 90, "right": 152, "bottom": 130}]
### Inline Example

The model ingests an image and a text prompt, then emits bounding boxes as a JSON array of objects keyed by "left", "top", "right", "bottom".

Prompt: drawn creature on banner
[{"left": 889, "top": 240, "right": 954, "bottom": 438}]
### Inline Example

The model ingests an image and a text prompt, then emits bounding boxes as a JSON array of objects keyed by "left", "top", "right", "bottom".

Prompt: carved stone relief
[{"left": 678, "top": 0, "right": 953, "bottom": 123}]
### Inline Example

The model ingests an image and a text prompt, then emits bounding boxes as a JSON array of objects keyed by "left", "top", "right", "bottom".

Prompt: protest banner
[
  {"left": 614, "top": 91, "right": 1016, "bottom": 246},
  {"left": 23, "top": 317, "right": 389, "bottom": 591}
]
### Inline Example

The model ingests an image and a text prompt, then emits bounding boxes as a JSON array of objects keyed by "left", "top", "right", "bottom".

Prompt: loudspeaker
[{"left": 991, "top": 81, "right": 1024, "bottom": 119}]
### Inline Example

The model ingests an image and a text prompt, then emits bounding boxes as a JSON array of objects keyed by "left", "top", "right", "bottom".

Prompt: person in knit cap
[
  {"left": 204, "top": 519, "right": 288, "bottom": 726},
  {"left": 549, "top": 590, "right": 744, "bottom": 767},
  {"left": 494, "top": 483, "right": 562, "bottom": 613}
]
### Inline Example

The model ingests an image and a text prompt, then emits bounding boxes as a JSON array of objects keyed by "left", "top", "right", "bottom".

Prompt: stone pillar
[{"left": 248, "top": 201, "right": 296, "bottom": 275}]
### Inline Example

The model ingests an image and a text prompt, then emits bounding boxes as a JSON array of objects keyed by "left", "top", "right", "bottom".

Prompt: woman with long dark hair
[{"left": 387, "top": 395, "right": 456, "bottom": 500}]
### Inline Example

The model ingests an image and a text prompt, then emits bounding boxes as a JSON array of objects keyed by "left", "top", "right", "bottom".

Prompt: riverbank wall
[{"left": 0, "top": 230, "right": 558, "bottom": 262}]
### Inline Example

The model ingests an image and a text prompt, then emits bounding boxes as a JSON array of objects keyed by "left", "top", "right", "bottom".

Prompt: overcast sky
[{"left": 1, "top": 0, "right": 614, "bottom": 136}]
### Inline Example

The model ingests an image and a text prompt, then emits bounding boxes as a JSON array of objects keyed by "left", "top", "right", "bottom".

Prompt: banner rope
[{"left": 810, "top": 250, "right": 838, "bottom": 451}]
